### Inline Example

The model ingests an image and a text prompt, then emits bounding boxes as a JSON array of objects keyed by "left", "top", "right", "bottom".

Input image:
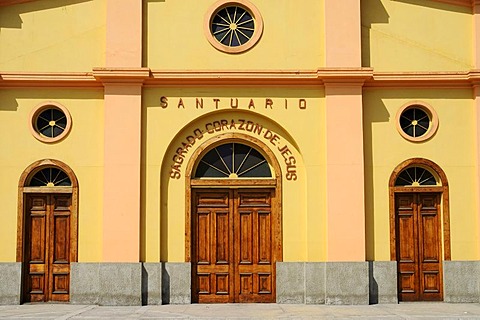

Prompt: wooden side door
[
  {"left": 192, "top": 189, "right": 276, "bottom": 303},
  {"left": 24, "top": 194, "right": 72, "bottom": 302},
  {"left": 235, "top": 190, "right": 275, "bottom": 303},
  {"left": 396, "top": 193, "right": 442, "bottom": 301},
  {"left": 192, "top": 190, "right": 234, "bottom": 303}
]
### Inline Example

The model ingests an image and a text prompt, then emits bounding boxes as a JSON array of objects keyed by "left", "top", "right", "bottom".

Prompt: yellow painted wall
[
  {"left": 0, "top": 0, "right": 106, "bottom": 72},
  {"left": 0, "top": 89, "right": 104, "bottom": 262},
  {"left": 142, "top": 87, "right": 326, "bottom": 262},
  {"left": 145, "top": 0, "right": 324, "bottom": 70},
  {"left": 361, "top": 0, "right": 473, "bottom": 71},
  {"left": 364, "top": 88, "right": 478, "bottom": 261}
]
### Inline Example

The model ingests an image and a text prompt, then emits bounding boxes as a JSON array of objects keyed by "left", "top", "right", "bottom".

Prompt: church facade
[{"left": 1, "top": 0, "right": 480, "bottom": 305}]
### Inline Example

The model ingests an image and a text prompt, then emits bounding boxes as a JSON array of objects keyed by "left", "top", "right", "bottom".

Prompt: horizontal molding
[
  {"left": 3, "top": 69, "right": 480, "bottom": 89},
  {"left": 0, "top": 0, "right": 39, "bottom": 7},
  {"left": 0, "top": 72, "right": 101, "bottom": 88}
]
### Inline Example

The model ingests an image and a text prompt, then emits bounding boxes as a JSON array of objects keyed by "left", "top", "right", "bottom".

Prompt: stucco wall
[
  {"left": 0, "top": 0, "right": 106, "bottom": 72},
  {"left": 0, "top": 89, "right": 104, "bottom": 262},
  {"left": 363, "top": 88, "right": 478, "bottom": 261}
]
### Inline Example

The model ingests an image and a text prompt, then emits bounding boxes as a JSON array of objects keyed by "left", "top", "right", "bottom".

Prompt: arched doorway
[
  {"left": 185, "top": 133, "right": 282, "bottom": 303},
  {"left": 389, "top": 158, "right": 450, "bottom": 302},
  {"left": 17, "top": 159, "right": 78, "bottom": 303}
]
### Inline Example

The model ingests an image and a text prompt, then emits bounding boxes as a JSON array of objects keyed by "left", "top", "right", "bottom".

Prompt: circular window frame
[
  {"left": 204, "top": 0, "right": 264, "bottom": 54},
  {"left": 29, "top": 101, "right": 72, "bottom": 143},
  {"left": 395, "top": 101, "right": 438, "bottom": 142}
]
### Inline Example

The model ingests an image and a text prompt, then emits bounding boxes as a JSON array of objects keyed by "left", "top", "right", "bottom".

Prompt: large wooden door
[
  {"left": 192, "top": 189, "right": 276, "bottom": 303},
  {"left": 396, "top": 193, "right": 443, "bottom": 301},
  {"left": 23, "top": 194, "right": 72, "bottom": 302}
]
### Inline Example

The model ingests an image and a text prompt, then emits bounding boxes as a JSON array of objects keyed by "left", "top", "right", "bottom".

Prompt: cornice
[
  {"left": 0, "top": 0, "right": 38, "bottom": 7},
  {"left": 146, "top": 68, "right": 373, "bottom": 86},
  {"left": 0, "top": 72, "right": 100, "bottom": 88},
  {"left": 365, "top": 71, "right": 477, "bottom": 88},
  {"left": 92, "top": 67, "right": 150, "bottom": 84},
  {"left": 3, "top": 69, "right": 480, "bottom": 89},
  {"left": 430, "top": 0, "right": 472, "bottom": 7}
]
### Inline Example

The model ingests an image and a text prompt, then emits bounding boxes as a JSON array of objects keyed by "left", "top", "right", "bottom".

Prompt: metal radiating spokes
[
  {"left": 29, "top": 167, "right": 72, "bottom": 187},
  {"left": 36, "top": 108, "right": 67, "bottom": 138},
  {"left": 395, "top": 166, "right": 437, "bottom": 187},
  {"left": 195, "top": 143, "right": 272, "bottom": 178},
  {"left": 211, "top": 6, "right": 255, "bottom": 47},
  {"left": 399, "top": 107, "right": 430, "bottom": 138}
]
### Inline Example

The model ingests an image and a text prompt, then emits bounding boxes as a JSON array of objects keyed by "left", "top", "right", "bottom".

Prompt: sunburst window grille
[
  {"left": 394, "top": 166, "right": 438, "bottom": 187},
  {"left": 195, "top": 143, "right": 272, "bottom": 178},
  {"left": 211, "top": 5, "right": 255, "bottom": 47},
  {"left": 28, "top": 167, "right": 72, "bottom": 187},
  {"left": 35, "top": 108, "right": 67, "bottom": 139},
  {"left": 399, "top": 107, "right": 430, "bottom": 138}
]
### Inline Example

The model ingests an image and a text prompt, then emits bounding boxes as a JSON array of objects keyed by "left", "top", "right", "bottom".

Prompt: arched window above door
[
  {"left": 194, "top": 142, "right": 272, "bottom": 178},
  {"left": 394, "top": 166, "right": 439, "bottom": 187},
  {"left": 27, "top": 167, "right": 72, "bottom": 187}
]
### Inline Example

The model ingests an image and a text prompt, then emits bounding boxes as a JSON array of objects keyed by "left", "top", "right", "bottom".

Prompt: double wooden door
[
  {"left": 23, "top": 194, "right": 72, "bottom": 302},
  {"left": 192, "top": 189, "right": 277, "bottom": 303},
  {"left": 395, "top": 193, "right": 443, "bottom": 301}
]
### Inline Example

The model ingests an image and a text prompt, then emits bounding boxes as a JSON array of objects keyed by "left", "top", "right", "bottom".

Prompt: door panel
[
  {"left": 193, "top": 191, "right": 233, "bottom": 303},
  {"left": 396, "top": 193, "right": 442, "bottom": 301},
  {"left": 24, "top": 194, "right": 72, "bottom": 302},
  {"left": 192, "top": 189, "right": 276, "bottom": 303}
]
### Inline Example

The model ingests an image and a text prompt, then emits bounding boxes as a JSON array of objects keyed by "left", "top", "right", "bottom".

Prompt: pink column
[
  {"left": 325, "top": 83, "right": 366, "bottom": 261},
  {"left": 474, "top": 1, "right": 480, "bottom": 258},
  {"left": 102, "top": 0, "right": 143, "bottom": 262},
  {"left": 324, "top": 0, "right": 365, "bottom": 261},
  {"left": 324, "top": 0, "right": 362, "bottom": 67}
]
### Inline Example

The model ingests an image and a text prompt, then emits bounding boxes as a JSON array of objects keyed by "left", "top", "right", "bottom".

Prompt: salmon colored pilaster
[
  {"left": 325, "top": 83, "right": 366, "bottom": 261},
  {"left": 102, "top": 0, "right": 143, "bottom": 262},
  {"left": 103, "top": 84, "right": 142, "bottom": 262},
  {"left": 324, "top": 0, "right": 361, "bottom": 67},
  {"left": 106, "top": 0, "right": 142, "bottom": 67},
  {"left": 475, "top": 1, "right": 480, "bottom": 258},
  {"left": 475, "top": 1, "right": 480, "bottom": 68}
]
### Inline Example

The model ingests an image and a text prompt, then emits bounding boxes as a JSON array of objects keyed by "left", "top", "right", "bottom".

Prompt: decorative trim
[
  {"left": 5, "top": 69, "right": 480, "bottom": 88},
  {"left": 17, "top": 159, "right": 79, "bottom": 264},
  {"left": 29, "top": 101, "right": 72, "bottom": 143},
  {"left": 430, "top": 0, "right": 472, "bottom": 7},
  {"left": 395, "top": 101, "right": 439, "bottom": 143},
  {"left": 204, "top": 0, "right": 264, "bottom": 54},
  {"left": 389, "top": 158, "right": 451, "bottom": 262},
  {"left": 184, "top": 133, "right": 282, "bottom": 263},
  {"left": 0, "top": 72, "right": 100, "bottom": 88},
  {"left": 92, "top": 67, "right": 150, "bottom": 84},
  {"left": 0, "top": 0, "right": 39, "bottom": 7}
]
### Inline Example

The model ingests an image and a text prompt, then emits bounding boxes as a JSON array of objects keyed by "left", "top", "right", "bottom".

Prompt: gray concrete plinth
[
  {"left": 368, "top": 261, "right": 397, "bottom": 304},
  {"left": 277, "top": 262, "right": 369, "bottom": 305},
  {"left": 0, "top": 263, "right": 21, "bottom": 305},
  {"left": 276, "top": 262, "right": 305, "bottom": 304},
  {"left": 444, "top": 261, "right": 480, "bottom": 303},
  {"left": 142, "top": 263, "right": 162, "bottom": 305},
  {"left": 305, "top": 262, "right": 326, "bottom": 304},
  {"left": 325, "top": 262, "right": 369, "bottom": 305},
  {"left": 71, "top": 263, "right": 142, "bottom": 306},
  {"left": 162, "top": 263, "right": 191, "bottom": 304}
]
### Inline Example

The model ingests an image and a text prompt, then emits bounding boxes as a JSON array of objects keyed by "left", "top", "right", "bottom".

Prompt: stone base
[
  {"left": 277, "top": 262, "right": 370, "bottom": 305},
  {"left": 142, "top": 263, "right": 162, "bottom": 305},
  {"left": 369, "top": 261, "right": 397, "bottom": 304},
  {"left": 0, "top": 263, "right": 21, "bottom": 305},
  {"left": 162, "top": 262, "right": 191, "bottom": 304},
  {"left": 70, "top": 263, "right": 142, "bottom": 306},
  {"left": 444, "top": 261, "right": 480, "bottom": 303}
]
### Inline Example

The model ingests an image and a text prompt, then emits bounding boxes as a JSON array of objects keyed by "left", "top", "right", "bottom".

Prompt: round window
[
  {"left": 205, "top": 0, "right": 263, "bottom": 53},
  {"left": 30, "top": 102, "right": 72, "bottom": 143},
  {"left": 396, "top": 102, "right": 438, "bottom": 142}
]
